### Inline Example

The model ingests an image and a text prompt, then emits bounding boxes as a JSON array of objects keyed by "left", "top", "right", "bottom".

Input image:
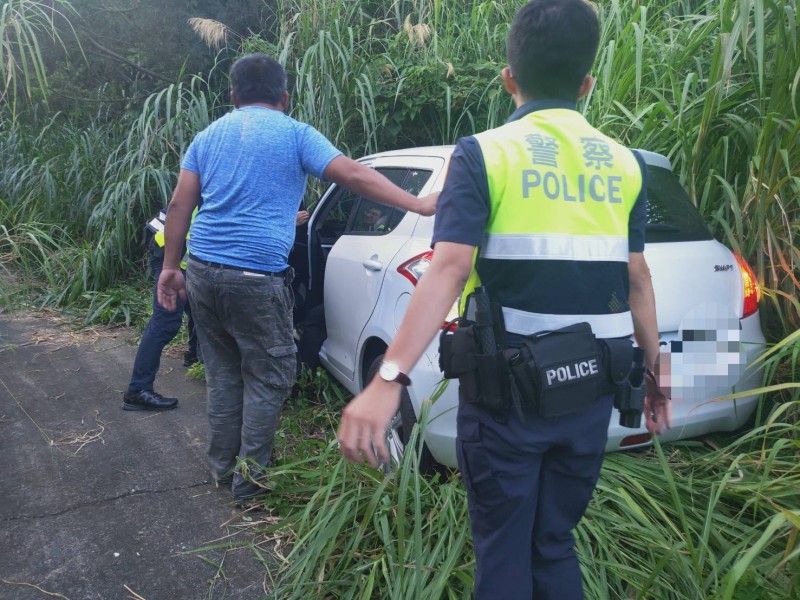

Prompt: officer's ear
[
  {"left": 577, "top": 75, "right": 595, "bottom": 100},
  {"left": 501, "top": 66, "right": 518, "bottom": 97},
  {"left": 230, "top": 90, "right": 240, "bottom": 109}
]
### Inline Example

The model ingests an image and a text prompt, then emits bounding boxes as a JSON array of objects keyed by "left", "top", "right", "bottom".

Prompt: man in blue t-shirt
[{"left": 157, "top": 54, "right": 437, "bottom": 503}]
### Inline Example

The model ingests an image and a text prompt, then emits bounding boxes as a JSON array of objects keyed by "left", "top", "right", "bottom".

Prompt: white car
[{"left": 292, "top": 146, "right": 766, "bottom": 471}]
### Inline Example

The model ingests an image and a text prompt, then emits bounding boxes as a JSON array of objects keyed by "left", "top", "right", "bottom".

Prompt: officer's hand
[
  {"left": 338, "top": 379, "right": 402, "bottom": 469},
  {"left": 643, "top": 369, "right": 671, "bottom": 435},
  {"left": 157, "top": 268, "right": 186, "bottom": 312},
  {"left": 296, "top": 210, "right": 310, "bottom": 227},
  {"left": 416, "top": 192, "right": 439, "bottom": 217}
]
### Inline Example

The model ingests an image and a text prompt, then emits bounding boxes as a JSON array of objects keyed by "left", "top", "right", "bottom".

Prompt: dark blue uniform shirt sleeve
[
  {"left": 628, "top": 150, "right": 648, "bottom": 253},
  {"left": 431, "top": 136, "right": 490, "bottom": 248}
]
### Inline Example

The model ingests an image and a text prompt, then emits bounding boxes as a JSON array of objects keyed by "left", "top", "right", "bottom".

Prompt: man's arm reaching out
[{"left": 324, "top": 156, "right": 438, "bottom": 216}]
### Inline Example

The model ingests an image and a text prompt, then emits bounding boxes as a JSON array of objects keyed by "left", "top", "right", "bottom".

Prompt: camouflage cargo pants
[{"left": 186, "top": 258, "right": 297, "bottom": 500}]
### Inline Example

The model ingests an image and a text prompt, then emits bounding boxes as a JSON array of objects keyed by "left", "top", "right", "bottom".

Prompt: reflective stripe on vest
[
  {"left": 462, "top": 109, "right": 642, "bottom": 338},
  {"left": 501, "top": 306, "right": 635, "bottom": 340},
  {"left": 481, "top": 233, "right": 629, "bottom": 262}
]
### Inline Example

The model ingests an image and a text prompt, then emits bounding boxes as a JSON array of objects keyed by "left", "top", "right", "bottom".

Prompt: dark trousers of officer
[
  {"left": 127, "top": 240, "right": 198, "bottom": 394},
  {"left": 457, "top": 389, "right": 614, "bottom": 600}
]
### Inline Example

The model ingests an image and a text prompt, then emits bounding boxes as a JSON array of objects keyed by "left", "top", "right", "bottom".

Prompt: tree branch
[{"left": 82, "top": 33, "right": 173, "bottom": 83}]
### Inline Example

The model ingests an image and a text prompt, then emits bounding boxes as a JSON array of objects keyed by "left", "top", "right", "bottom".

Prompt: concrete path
[{"left": 0, "top": 313, "right": 270, "bottom": 599}]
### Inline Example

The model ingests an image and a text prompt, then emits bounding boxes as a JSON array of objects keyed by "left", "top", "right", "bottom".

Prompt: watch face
[{"left": 379, "top": 361, "right": 400, "bottom": 381}]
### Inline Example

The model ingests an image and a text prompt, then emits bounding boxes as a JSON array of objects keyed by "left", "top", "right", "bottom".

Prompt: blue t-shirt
[{"left": 182, "top": 105, "right": 342, "bottom": 271}]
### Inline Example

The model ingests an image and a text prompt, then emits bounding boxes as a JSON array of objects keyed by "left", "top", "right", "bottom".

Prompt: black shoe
[
  {"left": 123, "top": 390, "right": 178, "bottom": 411},
  {"left": 183, "top": 352, "right": 199, "bottom": 368}
]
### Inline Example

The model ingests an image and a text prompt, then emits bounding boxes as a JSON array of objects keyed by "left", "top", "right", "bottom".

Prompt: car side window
[
  {"left": 316, "top": 190, "right": 359, "bottom": 246},
  {"left": 348, "top": 167, "right": 433, "bottom": 236},
  {"left": 315, "top": 167, "right": 433, "bottom": 242}
]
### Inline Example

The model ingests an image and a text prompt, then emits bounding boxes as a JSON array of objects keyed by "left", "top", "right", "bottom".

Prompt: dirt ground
[{"left": 0, "top": 311, "right": 277, "bottom": 600}]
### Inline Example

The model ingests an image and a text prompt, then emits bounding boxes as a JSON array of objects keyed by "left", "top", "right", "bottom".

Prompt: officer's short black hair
[
  {"left": 507, "top": 0, "right": 600, "bottom": 101},
  {"left": 229, "top": 53, "right": 287, "bottom": 105}
]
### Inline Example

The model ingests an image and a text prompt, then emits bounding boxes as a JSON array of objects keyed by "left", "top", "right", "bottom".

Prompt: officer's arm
[
  {"left": 628, "top": 251, "right": 671, "bottom": 433},
  {"left": 338, "top": 241, "right": 474, "bottom": 467},
  {"left": 163, "top": 169, "right": 201, "bottom": 270},
  {"left": 323, "top": 155, "right": 438, "bottom": 216},
  {"left": 628, "top": 252, "right": 659, "bottom": 369}
]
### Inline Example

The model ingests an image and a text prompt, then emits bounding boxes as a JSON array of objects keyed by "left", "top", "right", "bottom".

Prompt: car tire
[{"left": 366, "top": 355, "right": 440, "bottom": 475}]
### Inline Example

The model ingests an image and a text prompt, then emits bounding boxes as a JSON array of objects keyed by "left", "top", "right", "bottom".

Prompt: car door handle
[{"left": 363, "top": 258, "right": 383, "bottom": 271}]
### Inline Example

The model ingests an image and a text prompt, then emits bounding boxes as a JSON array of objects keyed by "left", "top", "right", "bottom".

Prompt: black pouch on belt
[
  {"left": 521, "top": 322, "right": 604, "bottom": 418},
  {"left": 439, "top": 320, "right": 478, "bottom": 380},
  {"left": 438, "top": 321, "right": 510, "bottom": 416}
]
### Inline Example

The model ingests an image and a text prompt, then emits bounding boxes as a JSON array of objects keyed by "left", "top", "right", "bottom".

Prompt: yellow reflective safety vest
[
  {"left": 145, "top": 208, "right": 198, "bottom": 270},
  {"left": 462, "top": 108, "right": 643, "bottom": 339}
]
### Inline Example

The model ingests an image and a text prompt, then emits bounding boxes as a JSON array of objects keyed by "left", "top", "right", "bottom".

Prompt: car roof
[
  {"left": 634, "top": 149, "right": 672, "bottom": 170},
  {"left": 359, "top": 144, "right": 673, "bottom": 171},
  {"left": 359, "top": 145, "right": 455, "bottom": 162}
]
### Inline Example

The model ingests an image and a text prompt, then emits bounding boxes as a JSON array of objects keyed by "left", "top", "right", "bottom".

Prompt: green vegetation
[
  {"left": 207, "top": 365, "right": 797, "bottom": 600},
  {"left": 2, "top": 0, "right": 799, "bottom": 598}
]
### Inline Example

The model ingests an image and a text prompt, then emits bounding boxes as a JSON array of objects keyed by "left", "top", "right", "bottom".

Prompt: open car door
[{"left": 318, "top": 156, "right": 443, "bottom": 383}]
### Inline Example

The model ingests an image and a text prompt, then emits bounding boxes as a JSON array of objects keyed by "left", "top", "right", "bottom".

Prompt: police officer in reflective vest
[
  {"left": 338, "top": 1, "right": 671, "bottom": 598},
  {"left": 122, "top": 210, "right": 199, "bottom": 411}
]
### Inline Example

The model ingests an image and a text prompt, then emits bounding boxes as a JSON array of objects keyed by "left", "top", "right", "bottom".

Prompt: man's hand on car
[
  {"left": 157, "top": 268, "right": 186, "bottom": 312},
  {"left": 416, "top": 192, "right": 439, "bottom": 217},
  {"left": 338, "top": 378, "right": 402, "bottom": 469}
]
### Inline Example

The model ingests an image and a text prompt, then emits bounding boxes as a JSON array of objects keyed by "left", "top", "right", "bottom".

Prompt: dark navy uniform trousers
[
  {"left": 127, "top": 239, "right": 198, "bottom": 394},
  {"left": 457, "top": 389, "right": 614, "bottom": 600}
]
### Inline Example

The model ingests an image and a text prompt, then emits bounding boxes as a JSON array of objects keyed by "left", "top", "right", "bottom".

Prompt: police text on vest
[
  {"left": 545, "top": 359, "right": 600, "bottom": 386},
  {"left": 521, "top": 170, "right": 623, "bottom": 203}
]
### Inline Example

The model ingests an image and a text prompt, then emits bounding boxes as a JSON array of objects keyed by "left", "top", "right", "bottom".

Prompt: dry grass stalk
[
  {"left": 188, "top": 17, "right": 228, "bottom": 50},
  {"left": 403, "top": 15, "right": 430, "bottom": 47},
  {"left": 0, "top": 579, "right": 71, "bottom": 599},
  {"left": 49, "top": 410, "right": 107, "bottom": 456}
]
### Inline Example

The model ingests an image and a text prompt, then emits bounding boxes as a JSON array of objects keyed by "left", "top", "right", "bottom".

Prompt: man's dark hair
[
  {"left": 507, "top": 0, "right": 600, "bottom": 101},
  {"left": 229, "top": 54, "right": 288, "bottom": 105}
]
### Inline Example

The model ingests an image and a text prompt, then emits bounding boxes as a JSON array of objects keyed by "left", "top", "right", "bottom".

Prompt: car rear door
[{"left": 322, "top": 155, "right": 443, "bottom": 382}]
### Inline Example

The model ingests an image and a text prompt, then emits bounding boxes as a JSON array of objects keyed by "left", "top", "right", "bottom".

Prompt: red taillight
[
  {"left": 620, "top": 433, "right": 652, "bottom": 448},
  {"left": 397, "top": 251, "right": 434, "bottom": 286},
  {"left": 734, "top": 254, "right": 761, "bottom": 318},
  {"left": 396, "top": 250, "right": 460, "bottom": 328}
]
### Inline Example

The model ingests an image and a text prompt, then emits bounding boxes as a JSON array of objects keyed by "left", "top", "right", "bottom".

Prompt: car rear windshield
[{"left": 645, "top": 165, "right": 713, "bottom": 243}]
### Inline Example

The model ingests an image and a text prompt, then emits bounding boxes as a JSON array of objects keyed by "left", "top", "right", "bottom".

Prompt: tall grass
[
  {"left": 2, "top": 0, "right": 798, "bottom": 336},
  {"left": 0, "top": 0, "right": 78, "bottom": 118},
  {"left": 0, "top": 76, "right": 222, "bottom": 319},
  {"left": 233, "top": 397, "right": 799, "bottom": 600},
  {"left": 585, "top": 0, "right": 800, "bottom": 334}
]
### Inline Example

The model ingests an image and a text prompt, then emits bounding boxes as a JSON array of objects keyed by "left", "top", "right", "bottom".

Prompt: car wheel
[{"left": 367, "top": 355, "right": 440, "bottom": 475}]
